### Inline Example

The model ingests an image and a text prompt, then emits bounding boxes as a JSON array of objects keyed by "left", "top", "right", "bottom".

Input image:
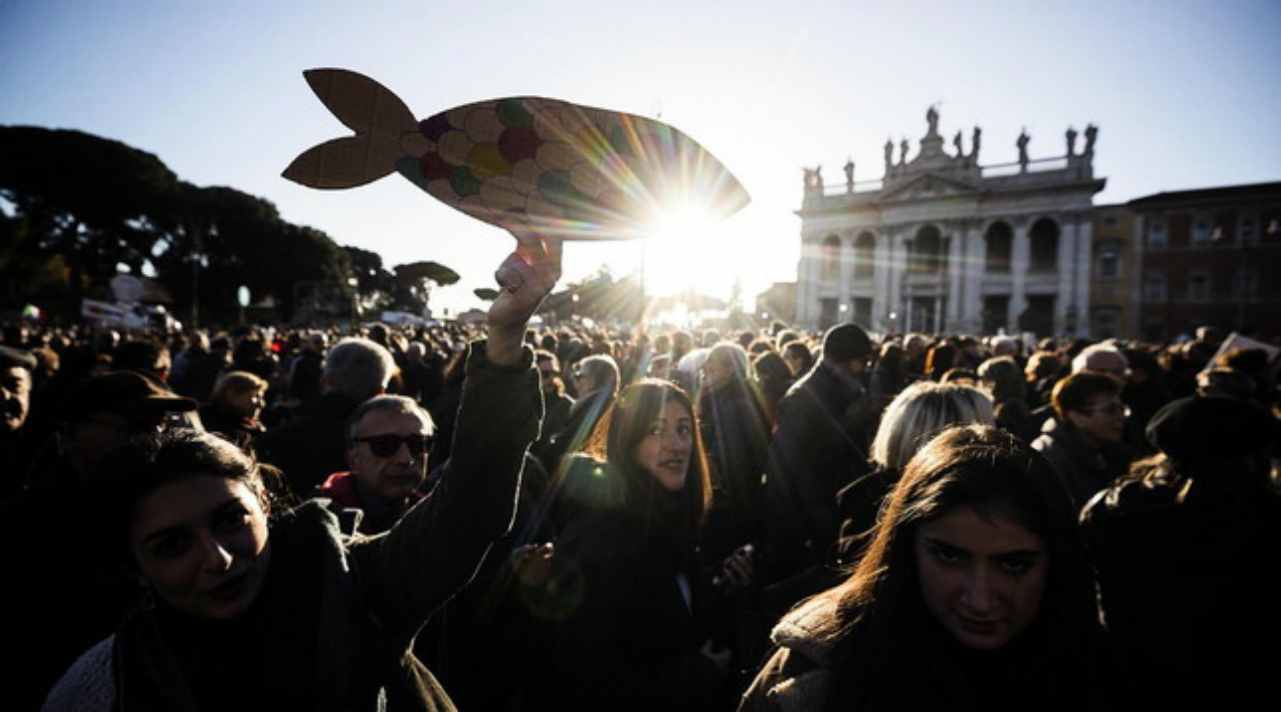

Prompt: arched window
[
  {"left": 821, "top": 235, "right": 841, "bottom": 281},
  {"left": 984, "top": 221, "right": 1012, "bottom": 273},
  {"left": 854, "top": 232, "right": 875, "bottom": 279},
  {"left": 1029, "top": 218, "right": 1059, "bottom": 272},
  {"left": 910, "top": 225, "right": 945, "bottom": 273}
]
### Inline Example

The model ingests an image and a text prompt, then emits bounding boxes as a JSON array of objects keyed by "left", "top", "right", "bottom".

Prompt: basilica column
[
  {"left": 804, "top": 237, "right": 822, "bottom": 326},
  {"left": 1055, "top": 213, "right": 1075, "bottom": 335},
  {"left": 947, "top": 222, "right": 965, "bottom": 329},
  {"left": 1008, "top": 217, "right": 1030, "bottom": 332},
  {"left": 872, "top": 229, "right": 891, "bottom": 329},
  {"left": 838, "top": 231, "right": 854, "bottom": 315},
  {"left": 796, "top": 233, "right": 815, "bottom": 326},
  {"left": 965, "top": 221, "right": 985, "bottom": 331},
  {"left": 884, "top": 226, "right": 904, "bottom": 332},
  {"left": 1073, "top": 214, "right": 1093, "bottom": 337}
]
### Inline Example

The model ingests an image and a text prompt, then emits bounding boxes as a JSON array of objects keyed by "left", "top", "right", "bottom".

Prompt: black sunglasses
[{"left": 354, "top": 433, "right": 434, "bottom": 458}]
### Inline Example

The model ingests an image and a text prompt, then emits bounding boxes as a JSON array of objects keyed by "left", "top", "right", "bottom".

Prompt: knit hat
[{"left": 822, "top": 323, "right": 873, "bottom": 363}]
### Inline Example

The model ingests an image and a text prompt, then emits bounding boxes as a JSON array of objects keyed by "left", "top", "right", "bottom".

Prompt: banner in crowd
[{"left": 1202, "top": 332, "right": 1280, "bottom": 373}]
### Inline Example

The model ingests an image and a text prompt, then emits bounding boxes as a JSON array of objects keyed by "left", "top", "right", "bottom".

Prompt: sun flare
[{"left": 643, "top": 204, "right": 732, "bottom": 297}]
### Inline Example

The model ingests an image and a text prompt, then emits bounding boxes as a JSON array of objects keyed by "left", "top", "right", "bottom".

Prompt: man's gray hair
[
  {"left": 1072, "top": 343, "right": 1129, "bottom": 374},
  {"left": 990, "top": 335, "right": 1020, "bottom": 357},
  {"left": 577, "top": 354, "right": 620, "bottom": 396},
  {"left": 347, "top": 394, "right": 435, "bottom": 443},
  {"left": 324, "top": 337, "right": 396, "bottom": 402}
]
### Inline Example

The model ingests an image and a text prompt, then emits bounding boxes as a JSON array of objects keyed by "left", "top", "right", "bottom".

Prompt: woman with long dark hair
[
  {"left": 742, "top": 425, "right": 1107, "bottom": 711},
  {"left": 533, "top": 379, "right": 735, "bottom": 710}
]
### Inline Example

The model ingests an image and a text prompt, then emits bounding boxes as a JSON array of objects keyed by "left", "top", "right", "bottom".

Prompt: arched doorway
[
  {"left": 984, "top": 221, "right": 1012, "bottom": 273},
  {"left": 854, "top": 232, "right": 875, "bottom": 279},
  {"left": 1029, "top": 218, "right": 1059, "bottom": 272},
  {"left": 821, "top": 234, "right": 841, "bottom": 280},
  {"left": 910, "top": 225, "right": 945, "bottom": 273}
]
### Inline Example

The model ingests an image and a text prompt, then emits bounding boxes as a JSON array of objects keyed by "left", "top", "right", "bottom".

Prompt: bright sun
[{"left": 643, "top": 205, "right": 734, "bottom": 297}]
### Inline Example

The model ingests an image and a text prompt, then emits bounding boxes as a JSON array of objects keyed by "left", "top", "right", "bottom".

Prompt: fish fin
[
  {"left": 302, "top": 68, "right": 415, "bottom": 137},
  {"left": 282, "top": 135, "right": 395, "bottom": 189},
  {"left": 283, "top": 69, "right": 416, "bottom": 188}
]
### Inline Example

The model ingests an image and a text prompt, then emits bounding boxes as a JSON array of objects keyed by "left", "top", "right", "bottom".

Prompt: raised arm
[{"left": 354, "top": 233, "right": 562, "bottom": 644}]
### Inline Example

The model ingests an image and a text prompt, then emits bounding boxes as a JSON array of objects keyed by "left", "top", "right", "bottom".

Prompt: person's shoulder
[
  {"left": 43, "top": 635, "right": 115, "bottom": 712},
  {"left": 742, "top": 598, "right": 841, "bottom": 712},
  {"left": 770, "top": 596, "right": 841, "bottom": 666},
  {"left": 1080, "top": 473, "right": 1185, "bottom": 529},
  {"left": 274, "top": 498, "right": 348, "bottom": 544}
]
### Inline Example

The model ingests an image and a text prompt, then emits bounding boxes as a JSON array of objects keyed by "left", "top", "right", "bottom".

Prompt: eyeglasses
[{"left": 354, "top": 433, "right": 434, "bottom": 458}]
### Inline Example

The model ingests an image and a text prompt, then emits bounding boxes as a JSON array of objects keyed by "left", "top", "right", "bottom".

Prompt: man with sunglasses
[{"left": 317, "top": 395, "right": 435, "bottom": 535}]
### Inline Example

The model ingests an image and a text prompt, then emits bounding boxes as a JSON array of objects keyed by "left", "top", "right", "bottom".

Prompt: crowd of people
[{"left": 2, "top": 247, "right": 1278, "bottom": 709}]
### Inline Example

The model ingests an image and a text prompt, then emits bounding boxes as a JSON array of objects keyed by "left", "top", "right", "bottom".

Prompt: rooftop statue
[
  {"left": 926, "top": 105, "right": 940, "bottom": 136},
  {"left": 1084, "top": 123, "right": 1099, "bottom": 156}
]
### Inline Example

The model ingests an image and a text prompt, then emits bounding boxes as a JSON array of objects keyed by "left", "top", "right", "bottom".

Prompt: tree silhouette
[
  {"left": 0, "top": 126, "right": 362, "bottom": 323},
  {"left": 392, "top": 260, "right": 459, "bottom": 314},
  {"left": 0, "top": 126, "right": 179, "bottom": 313}
]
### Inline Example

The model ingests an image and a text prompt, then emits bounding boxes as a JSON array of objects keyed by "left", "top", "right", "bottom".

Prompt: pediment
[{"left": 879, "top": 172, "right": 978, "bottom": 204}]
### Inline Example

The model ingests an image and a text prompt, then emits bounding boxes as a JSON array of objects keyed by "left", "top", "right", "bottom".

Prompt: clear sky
[{"left": 3, "top": 0, "right": 1279, "bottom": 316}]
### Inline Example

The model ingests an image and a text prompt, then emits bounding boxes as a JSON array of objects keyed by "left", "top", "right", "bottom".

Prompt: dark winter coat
[
  {"left": 699, "top": 381, "right": 771, "bottom": 560},
  {"left": 765, "top": 361, "right": 870, "bottom": 579},
  {"left": 1080, "top": 466, "right": 1281, "bottom": 707},
  {"left": 1031, "top": 418, "right": 1132, "bottom": 512},
  {"left": 529, "top": 506, "right": 727, "bottom": 711}
]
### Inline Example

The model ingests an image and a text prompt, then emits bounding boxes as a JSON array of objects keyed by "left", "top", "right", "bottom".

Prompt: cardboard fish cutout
[{"left": 283, "top": 69, "right": 750, "bottom": 241}]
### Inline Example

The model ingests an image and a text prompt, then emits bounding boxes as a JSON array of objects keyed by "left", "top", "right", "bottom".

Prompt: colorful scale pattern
[{"left": 398, "top": 97, "right": 705, "bottom": 240}]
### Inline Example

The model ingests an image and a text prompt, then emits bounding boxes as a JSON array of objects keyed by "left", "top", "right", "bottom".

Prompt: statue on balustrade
[
  {"left": 1084, "top": 124, "right": 1098, "bottom": 156},
  {"left": 1017, "top": 129, "right": 1030, "bottom": 170},
  {"left": 1066, "top": 126, "right": 1078, "bottom": 157}
]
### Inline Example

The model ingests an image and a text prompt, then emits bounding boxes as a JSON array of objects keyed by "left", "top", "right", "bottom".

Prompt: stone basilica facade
[{"left": 795, "top": 108, "right": 1105, "bottom": 336}]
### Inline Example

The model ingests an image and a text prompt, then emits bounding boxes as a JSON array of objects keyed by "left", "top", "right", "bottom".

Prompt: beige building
[
  {"left": 755, "top": 281, "right": 797, "bottom": 325},
  {"left": 1088, "top": 204, "right": 1139, "bottom": 338},
  {"left": 795, "top": 108, "right": 1105, "bottom": 336}
]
